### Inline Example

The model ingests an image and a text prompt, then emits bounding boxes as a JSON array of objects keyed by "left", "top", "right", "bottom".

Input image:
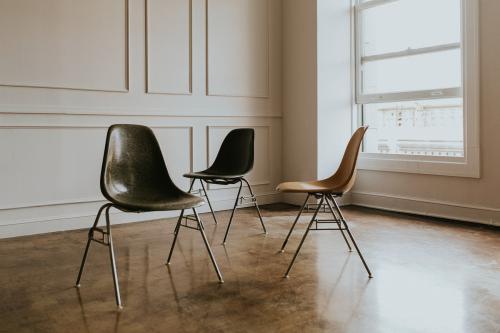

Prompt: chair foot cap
[
  {"left": 75, "top": 284, "right": 81, "bottom": 288},
  {"left": 280, "top": 249, "right": 285, "bottom": 253},
  {"left": 284, "top": 275, "right": 289, "bottom": 279}
]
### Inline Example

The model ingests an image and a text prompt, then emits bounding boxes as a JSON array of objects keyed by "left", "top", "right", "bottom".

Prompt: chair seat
[
  {"left": 112, "top": 191, "right": 204, "bottom": 212},
  {"left": 184, "top": 171, "right": 244, "bottom": 181},
  {"left": 277, "top": 180, "right": 342, "bottom": 195}
]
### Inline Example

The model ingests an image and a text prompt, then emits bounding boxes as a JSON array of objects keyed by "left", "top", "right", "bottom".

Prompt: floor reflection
[{"left": 0, "top": 205, "right": 499, "bottom": 332}]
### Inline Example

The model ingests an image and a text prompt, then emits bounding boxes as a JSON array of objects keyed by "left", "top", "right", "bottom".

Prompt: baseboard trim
[
  {"left": 351, "top": 191, "right": 500, "bottom": 227},
  {"left": 9, "top": 190, "right": 498, "bottom": 239},
  {"left": 0, "top": 192, "right": 282, "bottom": 239}
]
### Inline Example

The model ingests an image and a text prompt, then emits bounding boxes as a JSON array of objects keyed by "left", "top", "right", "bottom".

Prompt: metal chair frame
[
  {"left": 184, "top": 179, "right": 219, "bottom": 225},
  {"left": 167, "top": 207, "right": 223, "bottom": 282},
  {"left": 76, "top": 203, "right": 122, "bottom": 308},
  {"left": 219, "top": 177, "right": 267, "bottom": 244},
  {"left": 76, "top": 203, "right": 224, "bottom": 309},
  {"left": 179, "top": 177, "right": 266, "bottom": 244},
  {"left": 281, "top": 193, "right": 372, "bottom": 278}
]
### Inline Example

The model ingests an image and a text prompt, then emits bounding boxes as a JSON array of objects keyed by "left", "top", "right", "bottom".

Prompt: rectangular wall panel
[
  {"left": 0, "top": 127, "right": 192, "bottom": 210},
  {"left": 207, "top": 0, "right": 269, "bottom": 97},
  {"left": 0, "top": 0, "right": 128, "bottom": 91},
  {"left": 0, "top": 128, "right": 106, "bottom": 209},
  {"left": 147, "top": 0, "right": 191, "bottom": 94}
]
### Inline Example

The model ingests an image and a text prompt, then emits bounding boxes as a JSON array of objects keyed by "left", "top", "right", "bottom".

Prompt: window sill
[{"left": 357, "top": 148, "right": 480, "bottom": 178}]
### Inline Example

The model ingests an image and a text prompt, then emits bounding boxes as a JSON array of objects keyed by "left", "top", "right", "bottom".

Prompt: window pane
[
  {"left": 362, "top": 49, "right": 461, "bottom": 94},
  {"left": 362, "top": 98, "right": 464, "bottom": 157},
  {"left": 360, "top": 0, "right": 461, "bottom": 57}
]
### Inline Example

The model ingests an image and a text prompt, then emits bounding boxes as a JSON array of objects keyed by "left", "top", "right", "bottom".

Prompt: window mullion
[
  {"left": 357, "top": 87, "right": 462, "bottom": 105},
  {"left": 361, "top": 42, "right": 461, "bottom": 63}
]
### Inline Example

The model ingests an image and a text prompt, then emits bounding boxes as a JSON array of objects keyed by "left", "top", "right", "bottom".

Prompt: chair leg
[
  {"left": 188, "top": 178, "right": 195, "bottom": 192},
  {"left": 324, "top": 196, "right": 352, "bottom": 252},
  {"left": 193, "top": 208, "right": 224, "bottom": 283},
  {"left": 173, "top": 180, "right": 195, "bottom": 235},
  {"left": 284, "top": 196, "right": 324, "bottom": 278},
  {"left": 167, "top": 209, "right": 185, "bottom": 264},
  {"left": 280, "top": 194, "right": 310, "bottom": 252},
  {"left": 222, "top": 180, "right": 243, "bottom": 244},
  {"left": 75, "top": 203, "right": 110, "bottom": 287},
  {"left": 242, "top": 178, "right": 267, "bottom": 234},
  {"left": 329, "top": 194, "right": 373, "bottom": 278},
  {"left": 199, "top": 179, "right": 218, "bottom": 224},
  {"left": 105, "top": 206, "right": 123, "bottom": 308},
  {"left": 173, "top": 210, "right": 184, "bottom": 236}
]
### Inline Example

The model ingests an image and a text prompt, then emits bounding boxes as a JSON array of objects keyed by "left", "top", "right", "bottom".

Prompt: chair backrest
[
  {"left": 206, "top": 128, "right": 255, "bottom": 176},
  {"left": 100, "top": 124, "right": 180, "bottom": 205},
  {"left": 325, "top": 126, "right": 368, "bottom": 192}
]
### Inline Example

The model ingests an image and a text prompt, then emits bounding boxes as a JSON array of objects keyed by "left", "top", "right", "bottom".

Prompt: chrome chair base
[
  {"left": 177, "top": 177, "right": 267, "bottom": 244},
  {"left": 185, "top": 179, "right": 219, "bottom": 225},
  {"left": 76, "top": 205, "right": 224, "bottom": 309},
  {"left": 281, "top": 193, "right": 372, "bottom": 278},
  {"left": 167, "top": 207, "right": 224, "bottom": 283},
  {"left": 221, "top": 177, "right": 267, "bottom": 244},
  {"left": 75, "top": 203, "right": 122, "bottom": 309}
]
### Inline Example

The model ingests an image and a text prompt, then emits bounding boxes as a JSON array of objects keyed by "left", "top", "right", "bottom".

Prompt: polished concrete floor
[{"left": 1, "top": 204, "right": 499, "bottom": 333}]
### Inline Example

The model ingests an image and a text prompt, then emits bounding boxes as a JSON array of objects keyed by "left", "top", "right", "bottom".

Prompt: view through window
[{"left": 355, "top": 0, "right": 463, "bottom": 157}]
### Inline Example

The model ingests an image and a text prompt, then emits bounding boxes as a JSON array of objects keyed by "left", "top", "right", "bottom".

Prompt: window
[{"left": 353, "top": 0, "right": 479, "bottom": 177}]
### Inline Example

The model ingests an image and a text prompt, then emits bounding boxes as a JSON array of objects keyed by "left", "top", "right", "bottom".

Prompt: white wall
[
  {"left": 0, "top": 0, "right": 283, "bottom": 238},
  {"left": 282, "top": 0, "right": 317, "bottom": 205},
  {"left": 316, "top": 0, "right": 352, "bottom": 180},
  {"left": 282, "top": 0, "right": 352, "bottom": 206}
]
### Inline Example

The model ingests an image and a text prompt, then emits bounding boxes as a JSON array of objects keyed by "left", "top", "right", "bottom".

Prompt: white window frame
[{"left": 352, "top": 0, "right": 480, "bottom": 178}]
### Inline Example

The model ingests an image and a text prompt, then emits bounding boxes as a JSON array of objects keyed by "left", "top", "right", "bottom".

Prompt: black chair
[
  {"left": 183, "top": 128, "right": 266, "bottom": 243},
  {"left": 75, "top": 124, "right": 223, "bottom": 308}
]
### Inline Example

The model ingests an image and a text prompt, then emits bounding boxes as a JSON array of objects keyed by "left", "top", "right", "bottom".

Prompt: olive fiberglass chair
[
  {"left": 277, "top": 126, "right": 372, "bottom": 278},
  {"left": 183, "top": 128, "right": 266, "bottom": 244},
  {"left": 75, "top": 124, "right": 223, "bottom": 308}
]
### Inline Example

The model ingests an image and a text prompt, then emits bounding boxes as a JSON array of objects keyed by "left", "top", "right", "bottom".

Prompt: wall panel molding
[
  {"left": 0, "top": 0, "right": 129, "bottom": 92},
  {"left": 0, "top": 126, "right": 193, "bottom": 211},
  {"left": 206, "top": 0, "right": 270, "bottom": 98},
  {"left": 0, "top": 104, "right": 282, "bottom": 119},
  {"left": 146, "top": 0, "right": 192, "bottom": 95}
]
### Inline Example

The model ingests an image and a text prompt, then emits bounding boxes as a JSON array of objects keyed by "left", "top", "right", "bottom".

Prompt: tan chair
[{"left": 277, "top": 126, "right": 372, "bottom": 278}]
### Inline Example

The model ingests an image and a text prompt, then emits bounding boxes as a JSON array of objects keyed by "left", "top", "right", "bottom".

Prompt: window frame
[{"left": 352, "top": 0, "right": 480, "bottom": 178}]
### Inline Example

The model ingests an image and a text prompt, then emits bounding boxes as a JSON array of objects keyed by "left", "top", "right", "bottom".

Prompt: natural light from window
[{"left": 356, "top": 0, "right": 464, "bottom": 157}]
